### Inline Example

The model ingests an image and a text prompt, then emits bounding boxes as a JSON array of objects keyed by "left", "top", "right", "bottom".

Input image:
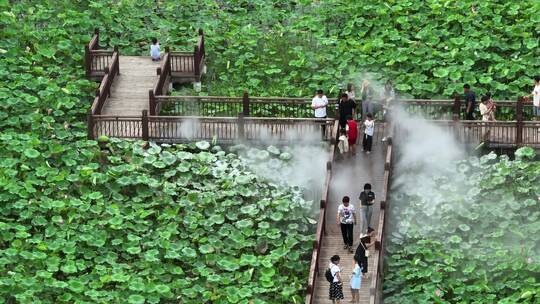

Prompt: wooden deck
[
  {"left": 312, "top": 131, "right": 386, "bottom": 304},
  {"left": 100, "top": 56, "right": 159, "bottom": 116}
]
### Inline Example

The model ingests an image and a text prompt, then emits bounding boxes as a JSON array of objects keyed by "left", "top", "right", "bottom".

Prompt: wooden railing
[
  {"left": 305, "top": 120, "right": 339, "bottom": 304},
  {"left": 400, "top": 97, "right": 534, "bottom": 120},
  {"left": 84, "top": 29, "right": 116, "bottom": 79},
  {"left": 90, "top": 49, "right": 119, "bottom": 115},
  {"left": 154, "top": 93, "right": 533, "bottom": 121},
  {"left": 88, "top": 112, "right": 336, "bottom": 143},
  {"left": 369, "top": 124, "right": 394, "bottom": 304},
  {"left": 150, "top": 49, "right": 172, "bottom": 115},
  {"left": 156, "top": 94, "right": 339, "bottom": 118},
  {"left": 169, "top": 29, "right": 205, "bottom": 81}
]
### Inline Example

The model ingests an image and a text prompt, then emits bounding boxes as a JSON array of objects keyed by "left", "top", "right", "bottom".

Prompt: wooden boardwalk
[
  {"left": 101, "top": 56, "right": 160, "bottom": 116},
  {"left": 313, "top": 133, "right": 386, "bottom": 304}
]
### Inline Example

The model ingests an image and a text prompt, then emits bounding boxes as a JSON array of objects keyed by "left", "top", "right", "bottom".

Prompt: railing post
[
  {"left": 242, "top": 91, "right": 250, "bottom": 117},
  {"left": 114, "top": 46, "right": 119, "bottom": 75},
  {"left": 149, "top": 90, "right": 156, "bottom": 116},
  {"left": 516, "top": 96, "right": 524, "bottom": 146},
  {"left": 452, "top": 93, "right": 461, "bottom": 121},
  {"left": 142, "top": 110, "right": 149, "bottom": 141},
  {"left": 84, "top": 45, "right": 91, "bottom": 77},
  {"left": 198, "top": 28, "right": 205, "bottom": 58},
  {"left": 238, "top": 113, "right": 245, "bottom": 140},
  {"left": 94, "top": 28, "right": 99, "bottom": 48},
  {"left": 194, "top": 46, "right": 201, "bottom": 82},
  {"left": 87, "top": 110, "right": 94, "bottom": 140}
]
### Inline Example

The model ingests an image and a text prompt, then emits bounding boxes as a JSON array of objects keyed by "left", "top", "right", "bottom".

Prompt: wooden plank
[{"left": 101, "top": 56, "right": 160, "bottom": 116}]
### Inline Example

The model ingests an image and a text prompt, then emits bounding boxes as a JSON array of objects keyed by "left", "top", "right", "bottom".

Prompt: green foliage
[
  {"left": 384, "top": 148, "right": 540, "bottom": 303},
  {"left": 0, "top": 139, "right": 314, "bottom": 303}
]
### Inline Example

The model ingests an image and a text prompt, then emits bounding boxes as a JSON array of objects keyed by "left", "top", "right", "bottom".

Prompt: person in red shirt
[{"left": 346, "top": 115, "right": 358, "bottom": 155}]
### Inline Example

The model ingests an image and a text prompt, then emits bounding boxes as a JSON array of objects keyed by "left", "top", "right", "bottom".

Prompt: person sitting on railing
[{"left": 150, "top": 38, "right": 160, "bottom": 62}]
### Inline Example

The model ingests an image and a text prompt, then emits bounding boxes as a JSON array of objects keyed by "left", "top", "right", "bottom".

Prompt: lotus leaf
[{"left": 195, "top": 141, "right": 210, "bottom": 150}]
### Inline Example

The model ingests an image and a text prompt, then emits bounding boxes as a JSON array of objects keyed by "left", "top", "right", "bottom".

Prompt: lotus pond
[
  {"left": 1, "top": 138, "right": 322, "bottom": 303},
  {"left": 384, "top": 147, "right": 540, "bottom": 303}
]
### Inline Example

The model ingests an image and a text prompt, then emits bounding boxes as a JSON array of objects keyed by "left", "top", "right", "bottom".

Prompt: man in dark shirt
[
  {"left": 464, "top": 84, "right": 476, "bottom": 120},
  {"left": 359, "top": 183, "right": 375, "bottom": 235},
  {"left": 337, "top": 93, "right": 356, "bottom": 129}
]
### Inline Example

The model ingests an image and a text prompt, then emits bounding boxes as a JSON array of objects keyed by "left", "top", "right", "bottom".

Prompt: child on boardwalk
[
  {"left": 336, "top": 196, "right": 356, "bottom": 253},
  {"left": 337, "top": 129, "right": 349, "bottom": 156},
  {"left": 362, "top": 113, "right": 374, "bottom": 154},
  {"left": 346, "top": 115, "right": 358, "bottom": 155},
  {"left": 350, "top": 257, "right": 362, "bottom": 303},
  {"left": 150, "top": 38, "right": 160, "bottom": 61}
]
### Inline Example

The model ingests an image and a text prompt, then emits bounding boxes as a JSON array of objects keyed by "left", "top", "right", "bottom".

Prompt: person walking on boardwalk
[
  {"left": 337, "top": 93, "right": 356, "bottom": 129},
  {"left": 328, "top": 255, "right": 344, "bottom": 303},
  {"left": 359, "top": 183, "right": 375, "bottom": 235},
  {"left": 346, "top": 115, "right": 358, "bottom": 155},
  {"left": 360, "top": 80, "right": 374, "bottom": 120},
  {"left": 336, "top": 196, "right": 356, "bottom": 253},
  {"left": 350, "top": 257, "right": 362, "bottom": 303},
  {"left": 524, "top": 76, "right": 540, "bottom": 123},
  {"left": 463, "top": 84, "right": 476, "bottom": 120},
  {"left": 312, "top": 89, "right": 329, "bottom": 138},
  {"left": 362, "top": 113, "right": 374, "bottom": 154},
  {"left": 354, "top": 229, "right": 376, "bottom": 279}
]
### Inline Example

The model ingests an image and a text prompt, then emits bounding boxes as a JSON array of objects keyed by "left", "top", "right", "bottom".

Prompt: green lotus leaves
[
  {"left": 127, "top": 295, "right": 145, "bottom": 304},
  {"left": 67, "top": 279, "right": 85, "bottom": 293},
  {"left": 515, "top": 147, "right": 535, "bottom": 160},
  {"left": 199, "top": 244, "right": 214, "bottom": 254},
  {"left": 195, "top": 141, "right": 210, "bottom": 150},
  {"left": 386, "top": 152, "right": 540, "bottom": 302},
  {"left": 23, "top": 148, "right": 40, "bottom": 158}
]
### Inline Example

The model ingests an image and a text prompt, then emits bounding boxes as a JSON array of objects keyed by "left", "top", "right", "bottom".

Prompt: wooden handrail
[
  {"left": 305, "top": 120, "right": 338, "bottom": 304},
  {"left": 368, "top": 121, "right": 394, "bottom": 304},
  {"left": 90, "top": 50, "right": 119, "bottom": 115},
  {"left": 150, "top": 49, "right": 171, "bottom": 115},
  {"left": 152, "top": 94, "right": 517, "bottom": 104}
]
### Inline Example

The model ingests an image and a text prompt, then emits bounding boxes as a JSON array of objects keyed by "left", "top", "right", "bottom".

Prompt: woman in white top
[
  {"left": 524, "top": 76, "right": 540, "bottom": 122},
  {"left": 479, "top": 95, "right": 493, "bottom": 122},
  {"left": 328, "top": 255, "right": 344, "bottom": 303}
]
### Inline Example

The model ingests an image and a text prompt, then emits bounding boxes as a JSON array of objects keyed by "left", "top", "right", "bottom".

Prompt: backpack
[{"left": 325, "top": 267, "right": 334, "bottom": 283}]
